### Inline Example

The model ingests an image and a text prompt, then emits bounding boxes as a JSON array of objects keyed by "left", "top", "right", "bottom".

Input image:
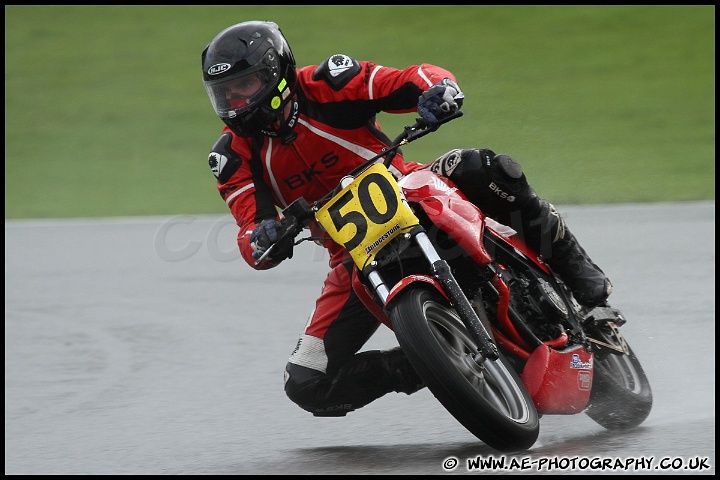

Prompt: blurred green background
[{"left": 5, "top": 5, "right": 715, "bottom": 219}]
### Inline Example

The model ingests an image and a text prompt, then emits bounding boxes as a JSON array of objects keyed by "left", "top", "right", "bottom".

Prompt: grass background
[{"left": 4, "top": 5, "right": 715, "bottom": 220}]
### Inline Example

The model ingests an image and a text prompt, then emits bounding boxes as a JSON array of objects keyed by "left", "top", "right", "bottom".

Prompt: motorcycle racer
[{"left": 201, "top": 20, "right": 612, "bottom": 416}]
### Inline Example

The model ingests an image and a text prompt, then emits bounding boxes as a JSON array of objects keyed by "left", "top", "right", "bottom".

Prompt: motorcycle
[{"left": 256, "top": 112, "right": 653, "bottom": 452}]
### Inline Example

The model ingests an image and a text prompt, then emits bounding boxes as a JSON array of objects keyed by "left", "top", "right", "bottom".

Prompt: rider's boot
[
  {"left": 382, "top": 347, "right": 426, "bottom": 395},
  {"left": 284, "top": 347, "right": 425, "bottom": 417},
  {"left": 548, "top": 213, "right": 613, "bottom": 307},
  {"left": 518, "top": 196, "right": 613, "bottom": 308}
]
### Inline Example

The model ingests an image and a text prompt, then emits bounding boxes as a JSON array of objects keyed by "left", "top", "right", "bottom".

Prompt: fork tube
[
  {"left": 366, "top": 270, "right": 390, "bottom": 304},
  {"left": 414, "top": 231, "right": 442, "bottom": 263},
  {"left": 366, "top": 228, "right": 438, "bottom": 306},
  {"left": 415, "top": 231, "right": 499, "bottom": 360}
]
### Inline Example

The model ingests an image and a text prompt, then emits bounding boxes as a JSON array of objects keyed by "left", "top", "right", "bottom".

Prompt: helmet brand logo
[{"left": 208, "top": 63, "right": 232, "bottom": 75}]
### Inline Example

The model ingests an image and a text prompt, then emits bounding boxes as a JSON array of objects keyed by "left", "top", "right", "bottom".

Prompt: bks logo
[
  {"left": 488, "top": 181, "right": 516, "bottom": 202},
  {"left": 283, "top": 151, "right": 340, "bottom": 189}
]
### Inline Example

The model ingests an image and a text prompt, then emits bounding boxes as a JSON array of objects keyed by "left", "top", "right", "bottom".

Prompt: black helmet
[{"left": 202, "top": 21, "right": 298, "bottom": 137}]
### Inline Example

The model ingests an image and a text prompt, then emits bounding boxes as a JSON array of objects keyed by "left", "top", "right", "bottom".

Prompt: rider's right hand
[
  {"left": 250, "top": 218, "right": 295, "bottom": 262},
  {"left": 417, "top": 78, "right": 464, "bottom": 126}
]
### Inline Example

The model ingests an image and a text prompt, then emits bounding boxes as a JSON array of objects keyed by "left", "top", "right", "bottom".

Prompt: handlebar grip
[
  {"left": 414, "top": 110, "right": 464, "bottom": 130},
  {"left": 400, "top": 110, "right": 465, "bottom": 145}
]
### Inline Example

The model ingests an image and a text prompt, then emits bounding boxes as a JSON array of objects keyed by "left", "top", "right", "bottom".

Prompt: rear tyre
[
  {"left": 585, "top": 340, "right": 653, "bottom": 430},
  {"left": 390, "top": 287, "right": 539, "bottom": 451}
]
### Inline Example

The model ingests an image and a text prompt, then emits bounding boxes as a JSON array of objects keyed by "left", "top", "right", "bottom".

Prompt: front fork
[{"left": 364, "top": 227, "right": 499, "bottom": 361}]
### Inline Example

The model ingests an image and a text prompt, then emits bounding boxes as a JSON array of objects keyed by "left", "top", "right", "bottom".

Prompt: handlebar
[
  {"left": 382, "top": 111, "right": 464, "bottom": 168},
  {"left": 335, "top": 111, "right": 464, "bottom": 198}
]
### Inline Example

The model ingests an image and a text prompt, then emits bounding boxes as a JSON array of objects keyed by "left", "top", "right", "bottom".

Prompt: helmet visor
[{"left": 204, "top": 58, "right": 278, "bottom": 119}]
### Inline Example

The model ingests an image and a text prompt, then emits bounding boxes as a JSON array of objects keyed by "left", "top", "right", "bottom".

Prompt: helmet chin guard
[{"left": 260, "top": 100, "right": 300, "bottom": 144}]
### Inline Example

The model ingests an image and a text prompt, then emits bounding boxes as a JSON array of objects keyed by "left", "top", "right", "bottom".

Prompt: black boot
[
  {"left": 513, "top": 199, "right": 612, "bottom": 308},
  {"left": 546, "top": 214, "right": 613, "bottom": 307},
  {"left": 382, "top": 347, "right": 426, "bottom": 395}
]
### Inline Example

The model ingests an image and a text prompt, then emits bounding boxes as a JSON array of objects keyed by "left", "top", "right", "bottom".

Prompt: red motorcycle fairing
[
  {"left": 399, "top": 170, "right": 550, "bottom": 273},
  {"left": 520, "top": 344, "right": 594, "bottom": 414}
]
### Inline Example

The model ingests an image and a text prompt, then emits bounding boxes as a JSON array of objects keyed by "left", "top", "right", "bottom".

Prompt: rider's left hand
[
  {"left": 417, "top": 78, "right": 464, "bottom": 126},
  {"left": 250, "top": 218, "right": 295, "bottom": 263}
]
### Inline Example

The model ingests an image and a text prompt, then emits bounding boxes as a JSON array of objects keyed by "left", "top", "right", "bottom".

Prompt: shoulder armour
[
  {"left": 312, "top": 54, "right": 362, "bottom": 91},
  {"left": 208, "top": 133, "right": 242, "bottom": 184}
]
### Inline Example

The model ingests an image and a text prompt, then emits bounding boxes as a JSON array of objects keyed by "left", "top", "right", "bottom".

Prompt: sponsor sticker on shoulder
[{"left": 327, "top": 54, "right": 353, "bottom": 77}]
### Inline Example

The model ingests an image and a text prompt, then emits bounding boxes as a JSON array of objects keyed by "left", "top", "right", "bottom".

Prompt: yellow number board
[{"left": 316, "top": 163, "right": 419, "bottom": 268}]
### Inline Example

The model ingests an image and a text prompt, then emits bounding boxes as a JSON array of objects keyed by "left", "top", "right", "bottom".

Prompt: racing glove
[
  {"left": 417, "top": 78, "right": 464, "bottom": 126},
  {"left": 250, "top": 218, "right": 295, "bottom": 263}
]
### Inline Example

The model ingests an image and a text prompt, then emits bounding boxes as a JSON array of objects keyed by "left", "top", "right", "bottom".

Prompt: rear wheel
[
  {"left": 584, "top": 324, "right": 653, "bottom": 429},
  {"left": 390, "top": 287, "right": 539, "bottom": 451}
]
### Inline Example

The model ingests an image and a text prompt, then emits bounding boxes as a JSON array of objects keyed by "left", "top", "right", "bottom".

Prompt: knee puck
[{"left": 495, "top": 154, "right": 523, "bottom": 180}]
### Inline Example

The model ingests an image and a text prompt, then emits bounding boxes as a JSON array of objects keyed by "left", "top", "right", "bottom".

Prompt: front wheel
[{"left": 390, "top": 287, "right": 539, "bottom": 451}]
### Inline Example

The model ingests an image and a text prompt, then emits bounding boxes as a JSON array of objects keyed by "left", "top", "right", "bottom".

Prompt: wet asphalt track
[{"left": 5, "top": 201, "right": 715, "bottom": 475}]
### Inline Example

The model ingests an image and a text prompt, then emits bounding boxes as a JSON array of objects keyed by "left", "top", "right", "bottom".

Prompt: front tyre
[{"left": 390, "top": 287, "right": 539, "bottom": 451}]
